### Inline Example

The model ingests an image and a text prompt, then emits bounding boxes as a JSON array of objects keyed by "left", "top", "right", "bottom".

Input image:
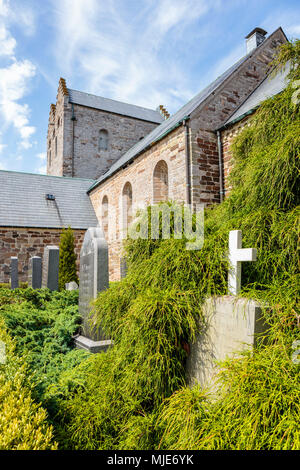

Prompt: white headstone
[
  {"left": 228, "top": 230, "right": 257, "bottom": 295},
  {"left": 65, "top": 281, "right": 78, "bottom": 290}
]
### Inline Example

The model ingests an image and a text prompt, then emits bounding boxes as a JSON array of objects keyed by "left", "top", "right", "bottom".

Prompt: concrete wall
[
  {"left": 186, "top": 296, "right": 268, "bottom": 391},
  {"left": 0, "top": 227, "right": 86, "bottom": 283}
]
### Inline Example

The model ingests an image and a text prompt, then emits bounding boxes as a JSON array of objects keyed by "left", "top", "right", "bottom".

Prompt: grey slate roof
[
  {"left": 0, "top": 171, "right": 98, "bottom": 229},
  {"left": 224, "top": 63, "right": 290, "bottom": 126},
  {"left": 88, "top": 54, "right": 249, "bottom": 193},
  {"left": 68, "top": 89, "right": 164, "bottom": 124}
]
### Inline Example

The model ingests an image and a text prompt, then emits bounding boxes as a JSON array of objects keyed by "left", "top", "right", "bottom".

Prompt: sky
[{"left": 0, "top": 0, "right": 299, "bottom": 175}]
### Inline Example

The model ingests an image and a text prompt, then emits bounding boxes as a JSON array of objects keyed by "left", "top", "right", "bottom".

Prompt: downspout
[
  {"left": 216, "top": 130, "right": 224, "bottom": 203},
  {"left": 183, "top": 119, "right": 192, "bottom": 205},
  {"left": 71, "top": 103, "right": 77, "bottom": 177}
]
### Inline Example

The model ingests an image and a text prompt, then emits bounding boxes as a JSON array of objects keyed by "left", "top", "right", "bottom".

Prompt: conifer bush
[
  {"left": 0, "top": 320, "right": 57, "bottom": 450},
  {"left": 55, "top": 40, "right": 299, "bottom": 450},
  {"left": 59, "top": 226, "right": 79, "bottom": 290},
  {"left": 0, "top": 40, "right": 298, "bottom": 451}
]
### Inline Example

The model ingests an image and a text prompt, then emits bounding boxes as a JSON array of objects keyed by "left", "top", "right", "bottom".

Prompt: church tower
[{"left": 47, "top": 78, "right": 164, "bottom": 179}]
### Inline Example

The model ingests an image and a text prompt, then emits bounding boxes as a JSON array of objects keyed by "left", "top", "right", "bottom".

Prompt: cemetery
[{"left": 0, "top": 39, "right": 299, "bottom": 452}]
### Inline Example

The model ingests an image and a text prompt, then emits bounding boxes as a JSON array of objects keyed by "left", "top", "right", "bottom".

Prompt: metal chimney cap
[{"left": 245, "top": 27, "right": 267, "bottom": 39}]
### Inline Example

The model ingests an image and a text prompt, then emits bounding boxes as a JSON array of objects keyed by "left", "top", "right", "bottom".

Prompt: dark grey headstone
[
  {"left": 28, "top": 256, "right": 42, "bottom": 289},
  {"left": 42, "top": 246, "right": 59, "bottom": 291},
  {"left": 78, "top": 227, "right": 109, "bottom": 342},
  {"left": 10, "top": 257, "right": 18, "bottom": 290},
  {"left": 120, "top": 257, "right": 128, "bottom": 279}
]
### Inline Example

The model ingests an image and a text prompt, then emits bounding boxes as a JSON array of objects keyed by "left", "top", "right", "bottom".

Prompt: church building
[{"left": 0, "top": 27, "right": 289, "bottom": 283}]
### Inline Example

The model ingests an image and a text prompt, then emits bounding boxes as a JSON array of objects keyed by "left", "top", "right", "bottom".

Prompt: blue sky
[{"left": 0, "top": 0, "right": 299, "bottom": 175}]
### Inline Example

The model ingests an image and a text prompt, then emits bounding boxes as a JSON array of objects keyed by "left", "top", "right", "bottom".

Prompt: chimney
[{"left": 245, "top": 27, "right": 267, "bottom": 54}]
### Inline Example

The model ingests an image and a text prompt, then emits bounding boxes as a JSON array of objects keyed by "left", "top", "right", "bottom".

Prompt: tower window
[{"left": 99, "top": 129, "right": 108, "bottom": 151}]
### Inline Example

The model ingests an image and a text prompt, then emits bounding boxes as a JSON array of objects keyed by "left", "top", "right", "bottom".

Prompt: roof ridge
[
  {"left": 0, "top": 169, "right": 95, "bottom": 182},
  {"left": 68, "top": 88, "right": 161, "bottom": 113}
]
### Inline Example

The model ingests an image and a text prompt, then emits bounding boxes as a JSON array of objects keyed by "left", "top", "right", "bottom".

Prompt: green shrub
[
  {"left": 59, "top": 226, "right": 79, "bottom": 290},
  {"left": 0, "top": 321, "right": 57, "bottom": 450},
  {"left": 55, "top": 40, "right": 299, "bottom": 450}
]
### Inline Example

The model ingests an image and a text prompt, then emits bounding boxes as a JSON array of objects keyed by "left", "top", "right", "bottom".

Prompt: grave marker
[
  {"left": 42, "top": 246, "right": 59, "bottom": 291},
  {"left": 10, "top": 257, "right": 18, "bottom": 289},
  {"left": 228, "top": 230, "right": 257, "bottom": 295},
  {"left": 28, "top": 256, "right": 42, "bottom": 289},
  {"left": 75, "top": 227, "right": 111, "bottom": 353}
]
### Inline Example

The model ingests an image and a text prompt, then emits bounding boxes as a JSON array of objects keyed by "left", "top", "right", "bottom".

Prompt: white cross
[{"left": 228, "top": 230, "right": 257, "bottom": 295}]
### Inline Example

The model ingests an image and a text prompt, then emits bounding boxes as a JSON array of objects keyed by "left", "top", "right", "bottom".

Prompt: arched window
[
  {"left": 102, "top": 195, "right": 109, "bottom": 238},
  {"left": 153, "top": 160, "right": 168, "bottom": 203},
  {"left": 122, "top": 182, "right": 133, "bottom": 235},
  {"left": 99, "top": 129, "right": 108, "bottom": 151}
]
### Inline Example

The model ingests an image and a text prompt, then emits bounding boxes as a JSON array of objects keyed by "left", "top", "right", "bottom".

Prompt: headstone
[
  {"left": 42, "top": 246, "right": 59, "bottom": 291},
  {"left": 10, "top": 257, "right": 18, "bottom": 289},
  {"left": 75, "top": 227, "right": 111, "bottom": 353},
  {"left": 28, "top": 256, "right": 42, "bottom": 289},
  {"left": 186, "top": 296, "right": 268, "bottom": 392},
  {"left": 228, "top": 230, "right": 257, "bottom": 295},
  {"left": 120, "top": 257, "right": 128, "bottom": 279},
  {"left": 65, "top": 281, "right": 78, "bottom": 290}
]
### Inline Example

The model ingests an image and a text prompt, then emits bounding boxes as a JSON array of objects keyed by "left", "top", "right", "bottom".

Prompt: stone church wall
[
  {"left": 221, "top": 115, "right": 252, "bottom": 195},
  {"left": 0, "top": 227, "right": 86, "bottom": 284},
  {"left": 89, "top": 126, "right": 187, "bottom": 281}
]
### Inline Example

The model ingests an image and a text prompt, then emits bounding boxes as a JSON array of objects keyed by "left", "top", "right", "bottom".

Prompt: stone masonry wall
[
  {"left": 189, "top": 27, "right": 287, "bottom": 206},
  {"left": 65, "top": 104, "right": 160, "bottom": 180},
  {"left": 89, "top": 126, "right": 187, "bottom": 281},
  {"left": 221, "top": 115, "right": 252, "bottom": 195},
  {"left": 0, "top": 227, "right": 86, "bottom": 284},
  {"left": 47, "top": 79, "right": 160, "bottom": 179}
]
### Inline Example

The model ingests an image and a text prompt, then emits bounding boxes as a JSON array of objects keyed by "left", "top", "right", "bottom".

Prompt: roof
[
  {"left": 0, "top": 171, "right": 98, "bottom": 229},
  {"left": 88, "top": 27, "right": 287, "bottom": 193},
  {"left": 224, "top": 63, "right": 290, "bottom": 126},
  {"left": 68, "top": 88, "right": 164, "bottom": 124},
  {"left": 88, "top": 53, "right": 251, "bottom": 193}
]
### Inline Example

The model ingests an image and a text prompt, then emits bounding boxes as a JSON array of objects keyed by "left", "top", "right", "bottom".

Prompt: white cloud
[
  {"left": 36, "top": 152, "right": 46, "bottom": 160},
  {"left": 0, "top": 1, "right": 36, "bottom": 149},
  {"left": 52, "top": 0, "right": 218, "bottom": 112},
  {"left": 0, "top": 24, "right": 16, "bottom": 56}
]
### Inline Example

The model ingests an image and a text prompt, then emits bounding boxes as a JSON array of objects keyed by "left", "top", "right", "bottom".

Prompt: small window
[
  {"left": 55, "top": 137, "right": 57, "bottom": 156},
  {"left": 49, "top": 150, "right": 51, "bottom": 166},
  {"left": 99, "top": 129, "right": 108, "bottom": 151}
]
